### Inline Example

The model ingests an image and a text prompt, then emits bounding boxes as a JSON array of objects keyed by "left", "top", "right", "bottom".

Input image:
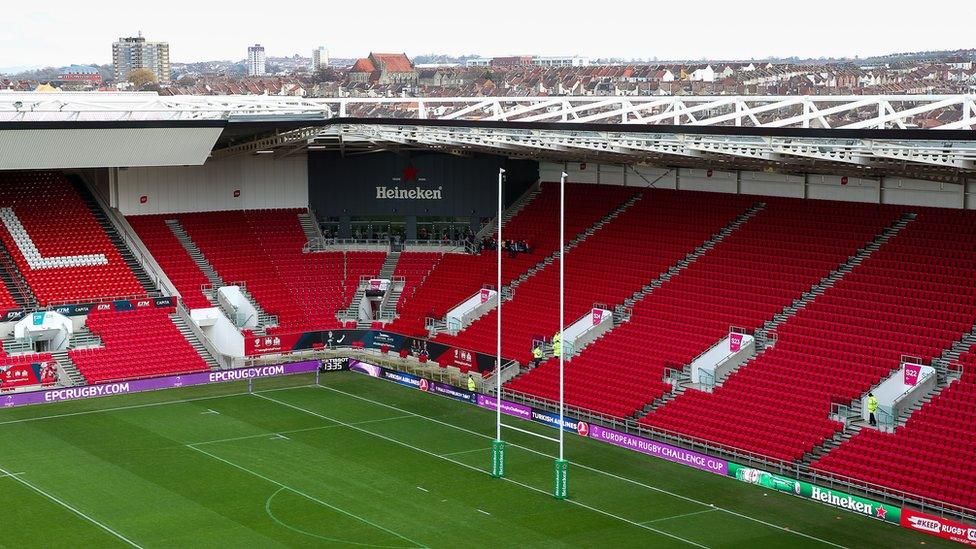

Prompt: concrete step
[
  {"left": 758, "top": 212, "right": 916, "bottom": 342},
  {"left": 166, "top": 219, "right": 225, "bottom": 292},
  {"left": 49, "top": 349, "right": 87, "bottom": 385},
  {"left": 476, "top": 181, "right": 542, "bottom": 242},
  {"left": 0, "top": 235, "right": 38, "bottom": 308},
  {"left": 70, "top": 176, "right": 158, "bottom": 296},
  {"left": 169, "top": 313, "right": 221, "bottom": 371},
  {"left": 503, "top": 192, "right": 644, "bottom": 296}
]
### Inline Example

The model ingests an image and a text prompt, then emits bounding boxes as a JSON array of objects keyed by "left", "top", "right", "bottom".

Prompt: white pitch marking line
[
  {"left": 476, "top": 509, "right": 491, "bottom": 516},
  {"left": 312, "top": 384, "right": 847, "bottom": 549},
  {"left": 189, "top": 414, "right": 415, "bottom": 447},
  {"left": 416, "top": 486, "right": 429, "bottom": 493},
  {"left": 0, "top": 466, "right": 142, "bottom": 548},
  {"left": 201, "top": 409, "right": 220, "bottom": 415},
  {"left": 253, "top": 392, "right": 708, "bottom": 549},
  {"left": 0, "top": 384, "right": 316, "bottom": 427},
  {"left": 187, "top": 445, "right": 428, "bottom": 549},
  {"left": 0, "top": 471, "right": 25, "bottom": 479},
  {"left": 438, "top": 447, "right": 492, "bottom": 458},
  {"left": 641, "top": 508, "right": 719, "bottom": 524}
]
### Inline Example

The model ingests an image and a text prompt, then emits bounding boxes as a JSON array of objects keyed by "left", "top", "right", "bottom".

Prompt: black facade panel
[{"left": 308, "top": 151, "right": 536, "bottom": 218}]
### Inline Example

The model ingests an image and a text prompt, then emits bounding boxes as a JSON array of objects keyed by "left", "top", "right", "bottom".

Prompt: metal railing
[
  {"left": 699, "top": 369, "right": 716, "bottom": 392},
  {"left": 174, "top": 301, "right": 234, "bottom": 369},
  {"left": 876, "top": 406, "right": 896, "bottom": 432}
]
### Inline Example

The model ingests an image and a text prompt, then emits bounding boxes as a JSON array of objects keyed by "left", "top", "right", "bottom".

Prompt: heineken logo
[
  {"left": 810, "top": 486, "right": 880, "bottom": 517},
  {"left": 376, "top": 186, "right": 443, "bottom": 200},
  {"left": 378, "top": 164, "right": 442, "bottom": 200}
]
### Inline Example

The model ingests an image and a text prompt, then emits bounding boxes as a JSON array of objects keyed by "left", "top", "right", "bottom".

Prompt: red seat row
[
  {"left": 641, "top": 207, "right": 976, "bottom": 467},
  {"left": 0, "top": 171, "right": 145, "bottom": 305}
]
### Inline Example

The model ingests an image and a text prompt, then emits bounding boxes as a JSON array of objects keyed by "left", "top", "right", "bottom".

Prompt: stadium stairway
[
  {"left": 378, "top": 251, "right": 400, "bottom": 279},
  {"left": 382, "top": 252, "right": 442, "bottom": 327},
  {"left": 376, "top": 251, "right": 403, "bottom": 321},
  {"left": 166, "top": 219, "right": 225, "bottom": 290},
  {"left": 503, "top": 192, "right": 642, "bottom": 294},
  {"left": 474, "top": 180, "right": 541, "bottom": 243},
  {"left": 932, "top": 317, "right": 976, "bottom": 374},
  {"left": 339, "top": 251, "right": 402, "bottom": 328},
  {"left": 70, "top": 176, "right": 158, "bottom": 297},
  {"left": 169, "top": 311, "right": 221, "bottom": 370},
  {"left": 298, "top": 210, "right": 324, "bottom": 248},
  {"left": 165, "top": 218, "right": 278, "bottom": 334},
  {"left": 0, "top": 239, "right": 37, "bottom": 309},
  {"left": 505, "top": 199, "right": 765, "bottom": 406},
  {"left": 49, "top": 349, "right": 87, "bottom": 386},
  {"left": 0, "top": 334, "right": 34, "bottom": 355},
  {"left": 648, "top": 209, "right": 919, "bottom": 410},
  {"left": 433, "top": 190, "right": 643, "bottom": 347},
  {"left": 754, "top": 211, "right": 918, "bottom": 347},
  {"left": 235, "top": 285, "right": 279, "bottom": 335}
]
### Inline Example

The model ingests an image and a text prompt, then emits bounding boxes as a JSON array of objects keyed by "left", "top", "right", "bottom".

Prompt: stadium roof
[{"left": 0, "top": 92, "right": 973, "bottom": 179}]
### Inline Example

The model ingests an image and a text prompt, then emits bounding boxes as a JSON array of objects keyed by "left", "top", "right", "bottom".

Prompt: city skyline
[{"left": 1, "top": 0, "right": 974, "bottom": 70}]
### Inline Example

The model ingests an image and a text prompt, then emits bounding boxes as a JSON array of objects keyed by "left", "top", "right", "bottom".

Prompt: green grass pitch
[{"left": 0, "top": 372, "right": 952, "bottom": 548}]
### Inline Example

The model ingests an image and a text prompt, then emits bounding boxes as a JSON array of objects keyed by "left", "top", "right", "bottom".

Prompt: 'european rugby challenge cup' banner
[
  {"left": 728, "top": 463, "right": 901, "bottom": 524},
  {"left": 588, "top": 425, "right": 728, "bottom": 475}
]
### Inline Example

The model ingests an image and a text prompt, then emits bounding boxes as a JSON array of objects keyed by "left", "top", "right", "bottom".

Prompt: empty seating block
[
  {"left": 69, "top": 308, "right": 208, "bottom": 383},
  {"left": 508, "top": 199, "right": 899, "bottom": 419},
  {"left": 443, "top": 190, "right": 756, "bottom": 366},
  {"left": 390, "top": 183, "right": 635, "bottom": 336},
  {"left": 0, "top": 172, "right": 144, "bottom": 305},
  {"left": 641, "top": 208, "right": 976, "bottom": 461},
  {"left": 128, "top": 216, "right": 212, "bottom": 309},
  {"left": 176, "top": 210, "right": 384, "bottom": 333}
]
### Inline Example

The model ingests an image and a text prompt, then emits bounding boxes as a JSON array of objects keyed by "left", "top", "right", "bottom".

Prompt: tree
[{"left": 126, "top": 68, "right": 156, "bottom": 88}]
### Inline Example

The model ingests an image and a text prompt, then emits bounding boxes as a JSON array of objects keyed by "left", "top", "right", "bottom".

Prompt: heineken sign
[
  {"left": 309, "top": 151, "right": 531, "bottom": 218},
  {"left": 728, "top": 463, "right": 900, "bottom": 524},
  {"left": 375, "top": 186, "right": 443, "bottom": 200}
]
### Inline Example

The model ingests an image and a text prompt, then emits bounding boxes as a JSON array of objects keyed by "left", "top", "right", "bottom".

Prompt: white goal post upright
[
  {"left": 490, "top": 168, "right": 570, "bottom": 500},
  {"left": 491, "top": 167, "right": 506, "bottom": 478},
  {"left": 554, "top": 171, "right": 569, "bottom": 500}
]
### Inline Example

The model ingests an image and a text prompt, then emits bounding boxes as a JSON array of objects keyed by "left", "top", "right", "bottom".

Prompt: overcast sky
[{"left": 1, "top": 0, "right": 974, "bottom": 69}]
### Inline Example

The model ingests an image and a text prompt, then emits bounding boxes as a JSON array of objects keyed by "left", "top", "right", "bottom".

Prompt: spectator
[
  {"left": 531, "top": 345, "right": 544, "bottom": 367},
  {"left": 867, "top": 392, "right": 879, "bottom": 426}
]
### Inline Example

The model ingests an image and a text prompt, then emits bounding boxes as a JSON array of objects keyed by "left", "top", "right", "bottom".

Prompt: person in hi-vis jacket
[{"left": 867, "top": 393, "right": 879, "bottom": 426}]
